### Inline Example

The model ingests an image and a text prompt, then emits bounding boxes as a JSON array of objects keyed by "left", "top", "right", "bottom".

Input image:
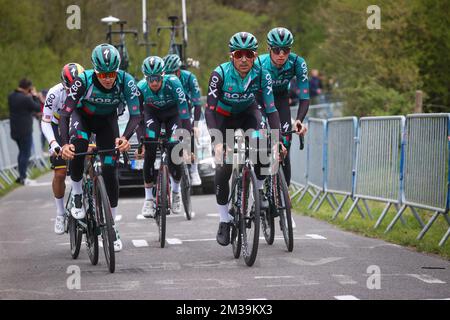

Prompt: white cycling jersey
[
  {"left": 42, "top": 83, "right": 67, "bottom": 125},
  {"left": 41, "top": 83, "right": 67, "bottom": 149}
]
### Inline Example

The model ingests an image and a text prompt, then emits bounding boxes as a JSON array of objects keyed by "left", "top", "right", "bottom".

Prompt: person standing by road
[{"left": 8, "top": 78, "right": 45, "bottom": 185}]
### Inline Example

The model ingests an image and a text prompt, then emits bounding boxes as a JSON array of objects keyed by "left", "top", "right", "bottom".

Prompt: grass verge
[
  {"left": 0, "top": 166, "right": 51, "bottom": 198},
  {"left": 291, "top": 187, "right": 450, "bottom": 260}
]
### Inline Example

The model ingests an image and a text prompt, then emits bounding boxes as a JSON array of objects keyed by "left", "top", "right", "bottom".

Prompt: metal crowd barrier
[
  {"left": 324, "top": 117, "right": 359, "bottom": 219},
  {"left": 0, "top": 120, "right": 20, "bottom": 180},
  {"left": 30, "top": 118, "right": 50, "bottom": 171},
  {"left": 289, "top": 113, "right": 450, "bottom": 247},
  {"left": 0, "top": 118, "right": 49, "bottom": 187},
  {"left": 396, "top": 114, "right": 450, "bottom": 246},
  {"left": 306, "top": 102, "right": 344, "bottom": 119},
  {"left": 289, "top": 102, "right": 343, "bottom": 202},
  {"left": 0, "top": 120, "right": 13, "bottom": 186},
  {"left": 347, "top": 116, "right": 408, "bottom": 225},
  {"left": 287, "top": 106, "right": 310, "bottom": 202},
  {"left": 305, "top": 118, "right": 336, "bottom": 211},
  {"left": 290, "top": 119, "right": 312, "bottom": 203}
]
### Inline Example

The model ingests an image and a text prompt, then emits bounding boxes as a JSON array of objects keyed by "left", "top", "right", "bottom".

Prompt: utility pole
[
  {"left": 182, "top": 0, "right": 188, "bottom": 51},
  {"left": 415, "top": 90, "right": 423, "bottom": 113},
  {"left": 142, "top": 0, "right": 149, "bottom": 56},
  {"left": 140, "top": 0, "right": 156, "bottom": 57}
]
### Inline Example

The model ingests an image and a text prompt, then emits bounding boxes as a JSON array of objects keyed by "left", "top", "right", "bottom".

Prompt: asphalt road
[{"left": 0, "top": 173, "right": 449, "bottom": 300}]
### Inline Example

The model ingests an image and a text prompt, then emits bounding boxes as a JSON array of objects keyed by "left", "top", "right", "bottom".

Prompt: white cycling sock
[
  {"left": 145, "top": 187, "right": 154, "bottom": 200},
  {"left": 171, "top": 177, "right": 180, "bottom": 193},
  {"left": 55, "top": 197, "right": 65, "bottom": 217},
  {"left": 190, "top": 163, "right": 198, "bottom": 174},
  {"left": 218, "top": 204, "right": 230, "bottom": 222},
  {"left": 256, "top": 178, "right": 265, "bottom": 190},
  {"left": 111, "top": 207, "right": 117, "bottom": 220},
  {"left": 72, "top": 179, "right": 83, "bottom": 195}
]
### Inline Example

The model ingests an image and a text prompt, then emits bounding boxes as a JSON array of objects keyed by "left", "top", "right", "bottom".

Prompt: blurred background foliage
[{"left": 0, "top": 0, "right": 448, "bottom": 118}]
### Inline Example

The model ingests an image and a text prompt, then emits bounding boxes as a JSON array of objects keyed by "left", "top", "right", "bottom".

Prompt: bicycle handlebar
[
  {"left": 74, "top": 147, "right": 119, "bottom": 157},
  {"left": 282, "top": 130, "right": 305, "bottom": 150},
  {"left": 137, "top": 136, "right": 181, "bottom": 154}
]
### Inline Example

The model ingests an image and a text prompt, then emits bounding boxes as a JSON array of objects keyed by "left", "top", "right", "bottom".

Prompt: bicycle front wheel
[
  {"left": 277, "top": 169, "right": 293, "bottom": 252},
  {"left": 261, "top": 177, "right": 275, "bottom": 245},
  {"left": 68, "top": 215, "right": 82, "bottom": 259},
  {"left": 240, "top": 167, "right": 260, "bottom": 267},
  {"left": 156, "top": 165, "right": 169, "bottom": 248},
  {"left": 66, "top": 188, "right": 82, "bottom": 259},
  {"left": 230, "top": 168, "right": 241, "bottom": 259},
  {"left": 181, "top": 164, "right": 192, "bottom": 220},
  {"left": 83, "top": 178, "right": 98, "bottom": 265},
  {"left": 95, "top": 175, "right": 115, "bottom": 273}
]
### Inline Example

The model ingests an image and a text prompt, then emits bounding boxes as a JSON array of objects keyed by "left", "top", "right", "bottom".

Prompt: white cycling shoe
[
  {"left": 114, "top": 226, "right": 122, "bottom": 252},
  {"left": 54, "top": 216, "right": 65, "bottom": 235},
  {"left": 142, "top": 199, "right": 155, "bottom": 218},
  {"left": 190, "top": 171, "right": 202, "bottom": 186},
  {"left": 172, "top": 192, "right": 182, "bottom": 214},
  {"left": 70, "top": 194, "right": 85, "bottom": 219}
]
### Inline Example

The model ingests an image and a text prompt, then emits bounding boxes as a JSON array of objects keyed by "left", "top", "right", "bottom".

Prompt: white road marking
[
  {"left": 166, "top": 238, "right": 183, "bottom": 245},
  {"left": 182, "top": 238, "right": 216, "bottom": 242},
  {"left": 76, "top": 281, "right": 140, "bottom": 293},
  {"left": 206, "top": 213, "right": 219, "bottom": 217},
  {"left": 265, "top": 282, "right": 319, "bottom": 288},
  {"left": 39, "top": 203, "right": 54, "bottom": 209},
  {"left": 284, "top": 257, "right": 343, "bottom": 266},
  {"left": 179, "top": 236, "right": 320, "bottom": 243},
  {"left": 333, "top": 275, "right": 358, "bottom": 285},
  {"left": 136, "top": 215, "right": 145, "bottom": 220},
  {"left": 0, "top": 240, "right": 33, "bottom": 244},
  {"left": 334, "top": 295, "right": 360, "bottom": 300},
  {"left": 58, "top": 241, "right": 86, "bottom": 246},
  {"left": 25, "top": 182, "right": 52, "bottom": 187},
  {"left": 407, "top": 274, "right": 446, "bottom": 284},
  {"left": 0, "top": 289, "right": 54, "bottom": 296},
  {"left": 305, "top": 234, "right": 327, "bottom": 240},
  {"left": 255, "top": 276, "right": 294, "bottom": 279},
  {"left": 132, "top": 240, "right": 149, "bottom": 247},
  {"left": 115, "top": 215, "right": 122, "bottom": 222}
]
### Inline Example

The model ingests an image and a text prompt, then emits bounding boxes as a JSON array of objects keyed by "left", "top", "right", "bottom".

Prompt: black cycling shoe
[{"left": 216, "top": 222, "right": 231, "bottom": 246}]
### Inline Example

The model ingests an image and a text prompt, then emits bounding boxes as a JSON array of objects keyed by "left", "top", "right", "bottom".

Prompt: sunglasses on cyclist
[
  {"left": 271, "top": 47, "right": 291, "bottom": 55},
  {"left": 232, "top": 50, "right": 256, "bottom": 60},
  {"left": 146, "top": 74, "right": 163, "bottom": 83},
  {"left": 95, "top": 71, "right": 117, "bottom": 79}
]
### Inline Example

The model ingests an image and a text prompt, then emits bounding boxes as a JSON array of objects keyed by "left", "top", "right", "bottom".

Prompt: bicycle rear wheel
[
  {"left": 181, "top": 164, "right": 192, "bottom": 220},
  {"left": 95, "top": 175, "right": 115, "bottom": 273},
  {"left": 261, "top": 177, "right": 275, "bottom": 245},
  {"left": 230, "top": 169, "right": 241, "bottom": 259},
  {"left": 240, "top": 167, "right": 260, "bottom": 267},
  {"left": 156, "top": 165, "right": 169, "bottom": 248},
  {"left": 277, "top": 169, "right": 293, "bottom": 252}
]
